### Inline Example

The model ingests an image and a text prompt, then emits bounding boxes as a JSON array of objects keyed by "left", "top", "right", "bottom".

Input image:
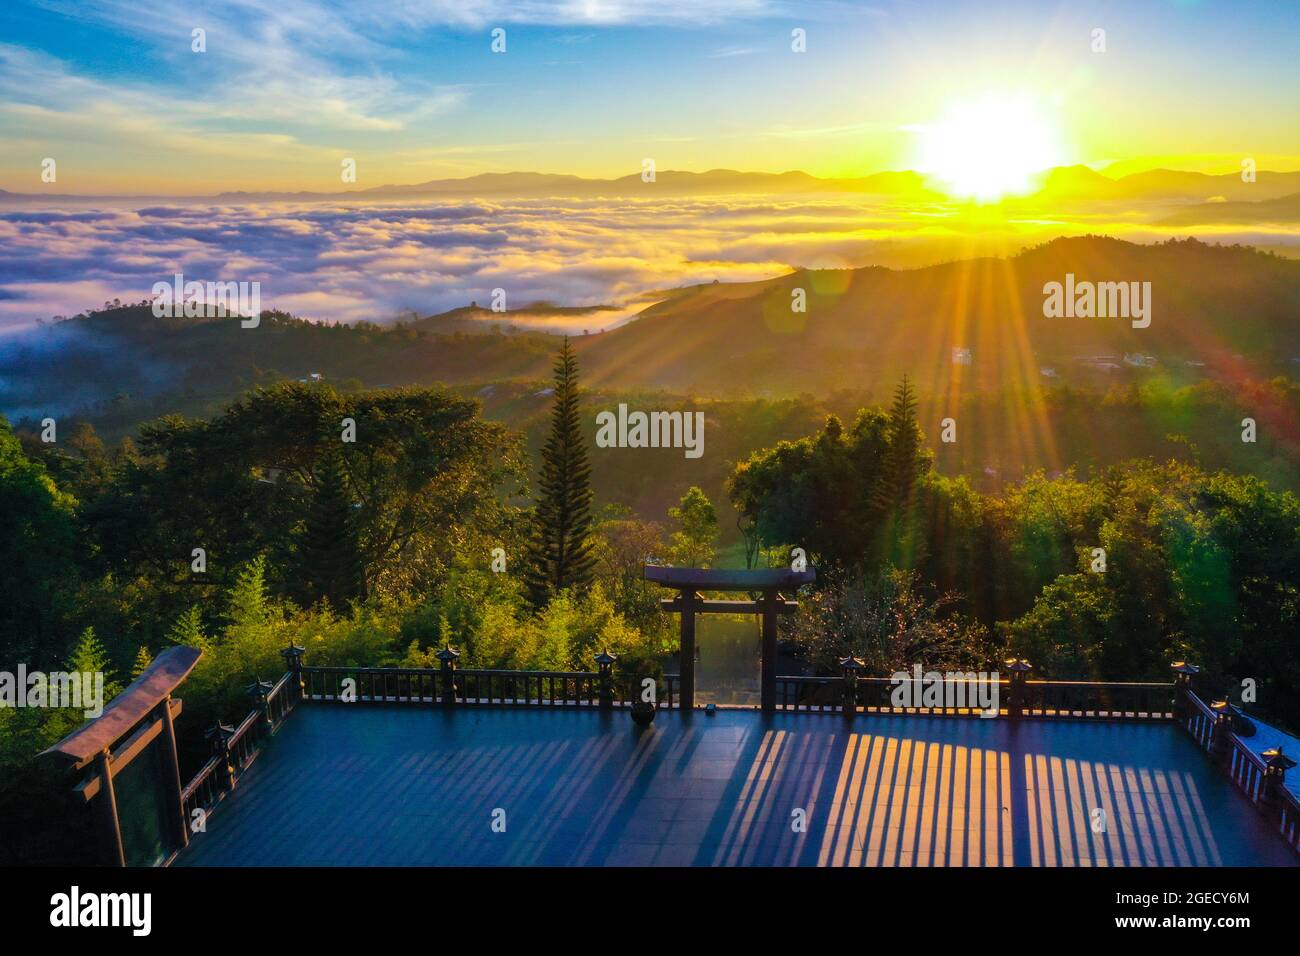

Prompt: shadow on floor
[{"left": 177, "top": 706, "right": 1296, "bottom": 867}]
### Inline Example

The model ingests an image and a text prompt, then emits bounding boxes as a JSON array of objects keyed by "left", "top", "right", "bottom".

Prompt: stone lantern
[
  {"left": 1262, "top": 747, "right": 1297, "bottom": 809},
  {"left": 247, "top": 678, "right": 275, "bottom": 732},
  {"left": 595, "top": 650, "right": 618, "bottom": 710},
  {"left": 281, "top": 642, "right": 307, "bottom": 697},
  {"left": 839, "top": 655, "right": 864, "bottom": 715},
  {"left": 436, "top": 645, "right": 460, "bottom": 707},
  {"left": 1170, "top": 661, "right": 1199, "bottom": 720},
  {"left": 206, "top": 721, "right": 238, "bottom": 791},
  {"left": 1004, "top": 658, "right": 1032, "bottom": 719}
]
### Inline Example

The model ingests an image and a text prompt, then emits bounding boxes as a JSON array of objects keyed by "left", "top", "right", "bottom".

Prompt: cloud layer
[
  {"left": 2, "top": 193, "right": 1298, "bottom": 335},
  {"left": 0, "top": 195, "right": 895, "bottom": 332}
]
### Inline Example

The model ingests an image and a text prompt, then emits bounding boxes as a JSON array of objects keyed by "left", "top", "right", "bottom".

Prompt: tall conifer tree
[
  {"left": 525, "top": 337, "right": 596, "bottom": 608},
  {"left": 130, "top": 646, "right": 153, "bottom": 680},
  {"left": 881, "top": 374, "right": 921, "bottom": 509},
  {"left": 299, "top": 447, "right": 366, "bottom": 609},
  {"left": 871, "top": 374, "right": 925, "bottom": 568}
]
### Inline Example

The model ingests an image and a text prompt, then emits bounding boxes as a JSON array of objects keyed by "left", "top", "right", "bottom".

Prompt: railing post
[
  {"left": 1209, "top": 699, "right": 1241, "bottom": 769},
  {"left": 1004, "top": 658, "right": 1031, "bottom": 719},
  {"left": 436, "top": 645, "right": 460, "bottom": 707},
  {"left": 206, "top": 722, "right": 237, "bottom": 793},
  {"left": 248, "top": 678, "right": 275, "bottom": 733},
  {"left": 839, "top": 655, "right": 863, "bottom": 718},
  {"left": 282, "top": 642, "right": 307, "bottom": 700},
  {"left": 1170, "top": 661, "right": 1199, "bottom": 722},
  {"left": 595, "top": 650, "right": 617, "bottom": 710},
  {"left": 759, "top": 592, "right": 778, "bottom": 715},
  {"left": 1262, "top": 748, "right": 1297, "bottom": 821}
]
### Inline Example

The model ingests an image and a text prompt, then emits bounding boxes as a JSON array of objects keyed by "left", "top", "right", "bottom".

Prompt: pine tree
[
  {"left": 168, "top": 605, "right": 208, "bottom": 650},
  {"left": 872, "top": 375, "right": 921, "bottom": 514},
  {"left": 67, "top": 626, "right": 110, "bottom": 676},
  {"left": 66, "top": 626, "right": 121, "bottom": 698},
  {"left": 524, "top": 337, "right": 596, "bottom": 608},
  {"left": 871, "top": 375, "right": 926, "bottom": 568},
  {"left": 227, "top": 555, "right": 271, "bottom": 629},
  {"left": 299, "top": 446, "right": 366, "bottom": 610},
  {"left": 130, "top": 646, "right": 153, "bottom": 680}
]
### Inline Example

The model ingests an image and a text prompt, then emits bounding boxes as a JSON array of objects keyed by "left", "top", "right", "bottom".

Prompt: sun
[{"left": 914, "top": 93, "right": 1063, "bottom": 201}]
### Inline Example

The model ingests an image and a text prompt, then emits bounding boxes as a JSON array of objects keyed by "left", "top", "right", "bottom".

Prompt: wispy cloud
[
  {"left": 0, "top": 1, "right": 484, "bottom": 191},
  {"left": 0, "top": 0, "right": 784, "bottom": 190},
  {"left": 367, "top": 0, "right": 776, "bottom": 28},
  {"left": 763, "top": 122, "right": 884, "bottom": 139}
]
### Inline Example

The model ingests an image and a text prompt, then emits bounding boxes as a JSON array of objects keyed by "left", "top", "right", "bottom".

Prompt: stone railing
[{"left": 1172, "top": 662, "right": 1299, "bottom": 855}]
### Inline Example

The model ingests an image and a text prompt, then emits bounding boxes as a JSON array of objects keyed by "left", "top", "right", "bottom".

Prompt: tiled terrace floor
[{"left": 178, "top": 705, "right": 1296, "bottom": 867}]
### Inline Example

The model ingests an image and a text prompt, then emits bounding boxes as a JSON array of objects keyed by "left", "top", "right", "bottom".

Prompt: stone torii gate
[{"left": 644, "top": 565, "right": 815, "bottom": 713}]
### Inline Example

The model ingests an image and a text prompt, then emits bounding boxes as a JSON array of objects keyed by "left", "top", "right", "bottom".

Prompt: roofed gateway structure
[
  {"left": 644, "top": 565, "right": 815, "bottom": 712},
  {"left": 41, "top": 646, "right": 202, "bottom": 866}
]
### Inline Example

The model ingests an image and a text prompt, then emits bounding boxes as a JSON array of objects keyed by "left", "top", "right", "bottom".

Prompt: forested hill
[
  {"left": 572, "top": 236, "right": 1300, "bottom": 393},
  {"left": 3, "top": 237, "right": 1297, "bottom": 428}
]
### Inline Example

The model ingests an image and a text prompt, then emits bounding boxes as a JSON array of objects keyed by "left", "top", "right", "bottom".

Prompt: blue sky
[{"left": 0, "top": 0, "right": 1298, "bottom": 192}]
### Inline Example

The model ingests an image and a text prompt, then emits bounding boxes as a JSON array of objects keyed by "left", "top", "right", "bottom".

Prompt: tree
[
  {"left": 872, "top": 375, "right": 928, "bottom": 569},
  {"left": 878, "top": 374, "right": 922, "bottom": 510},
  {"left": 67, "top": 422, "right": 106, "bottom": 461},
  {"left": 728, "top": 408, "right": 891, "bottom": 571},
  {"left": 590, "top": 512, "right": 668, "bottom": 634},
  {"left": 0, "top": 418, "right": 80, "bottom": 667},
  {"left": 792, "top": 568, "right": 989, "bottom": 675},
  {"left": 668, "top": 486, "right": 719, "bottom": 568},
  {"left": 226, "top": 556, "right": 271, "bottom": 630},
  {"left": 525, "top": 338, "right": 596, "bottom": 608},
  {"left": 168, "top": 606, "right": 208, "bottom": 650},
  {"left": 67, "top": 626, "right": 109, "bottom": 676},
  {"left": 1003, "top": 572, "right": 1114, "bottom": 678},
  {"left": 130, "top": 646, "right": 153, "bottom": 680},
  {"left": 66, "top": 627, "right": 120, "bottom": 699},
  {"left": 78, "top": 382, "right": 521, "bottom": 611},
  {"left": 298, "top": 445, "right": 365, "bottom": 610}
]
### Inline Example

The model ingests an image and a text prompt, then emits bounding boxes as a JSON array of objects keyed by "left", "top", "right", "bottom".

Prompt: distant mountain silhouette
[
  {"left": 4, "top": 165, "right": 1299, "bottom": 203},
  {"left": 1157, "top": 192, "right": 1300, "bottom": 225},
  {"left": 208, "top": 167, "right": 1300, "bottom": 203},
  {"left": 207, "top": 168, "right": 943, "bottom": 201},
  {"left": 1037, "top": 167, "right": 1300, "bottom": 203}
]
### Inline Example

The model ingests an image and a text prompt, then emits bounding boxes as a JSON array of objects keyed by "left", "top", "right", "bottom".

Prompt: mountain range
[{"left": 4, "top": 166, "right": 1300, "bottom": 208}]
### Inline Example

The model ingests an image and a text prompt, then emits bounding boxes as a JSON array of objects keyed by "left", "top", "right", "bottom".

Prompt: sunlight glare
[{"left": 915, "top": 93, "right": 1063, "bottom": 201}]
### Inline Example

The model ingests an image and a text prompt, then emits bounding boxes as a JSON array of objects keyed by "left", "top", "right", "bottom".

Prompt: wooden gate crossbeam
[{"left": 41, "top": 645, "right": 202, "bottom": 866}]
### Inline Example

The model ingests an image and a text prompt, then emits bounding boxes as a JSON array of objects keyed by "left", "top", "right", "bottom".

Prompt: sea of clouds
[
  {"left": 0, "top": 196, "right": 903, "bottom": 334},
  {"left": 1, "top": 194, "right": 1294, "bottom": 336}
]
